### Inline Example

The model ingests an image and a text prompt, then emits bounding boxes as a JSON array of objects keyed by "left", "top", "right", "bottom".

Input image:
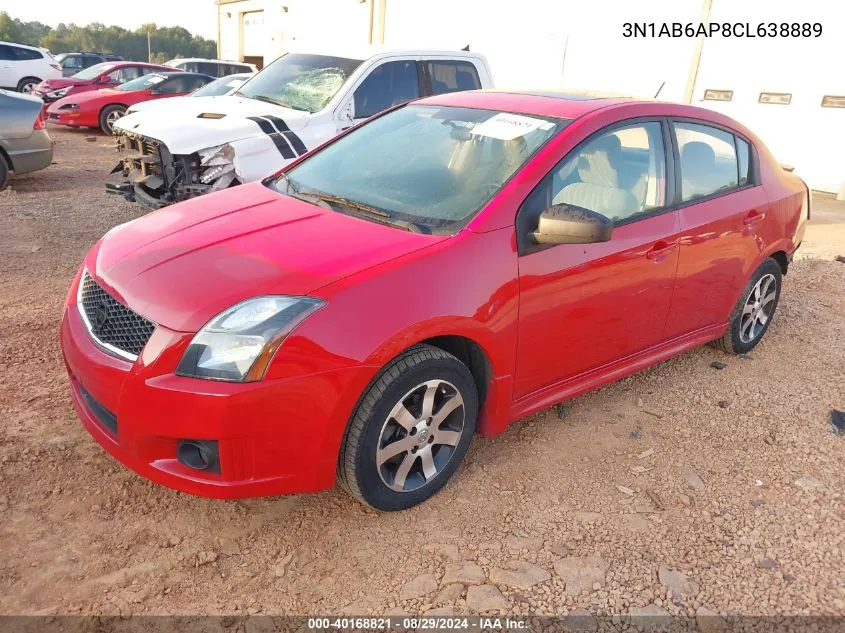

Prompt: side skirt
[{"left": 508, "top": 323, "right": 727, "bottom": 423}]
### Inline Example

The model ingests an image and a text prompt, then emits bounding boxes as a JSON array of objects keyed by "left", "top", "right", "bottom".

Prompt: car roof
[
  {"left": 286, "top": 43, "right": 486, "bottom": 62},
  {"left": 416, "top": 90, "right": 642, "bottom": 120},
  {"left": 0, "top": 40, "right": 45, "bottom": 52},
  {"left": 167, "top": 58, "right": 248, "bottom": 64}
]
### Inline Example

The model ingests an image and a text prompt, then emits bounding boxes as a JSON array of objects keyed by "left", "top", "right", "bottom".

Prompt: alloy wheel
[
  {"left": 739, "top": 273, "right": 777, "bottom": 343},
  {"left": 376, "top": 379, "right": 465, "bottom": 492},
  {"left": 106, "top": 109, "right": 123, "bottom": 133},
  {"left": 21, "top": 82, "right": 35, "bottom": 94}
]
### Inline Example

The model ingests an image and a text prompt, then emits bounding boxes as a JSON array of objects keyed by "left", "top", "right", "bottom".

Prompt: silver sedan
[{"left": 0, "top": 89, "right": 53, "bottom": 190}]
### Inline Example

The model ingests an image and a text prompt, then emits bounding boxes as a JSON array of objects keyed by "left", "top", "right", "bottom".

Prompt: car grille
[
  {"left": 78, "top": 272, "right": 156, "bottom": 360},
  {"left": 120, "top": 132, "right": 164, "bottom": 179}
]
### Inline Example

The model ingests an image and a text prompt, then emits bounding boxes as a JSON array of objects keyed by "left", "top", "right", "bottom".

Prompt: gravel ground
[{"left": 1, "top": 127, "right": 844, "bottom": 620}]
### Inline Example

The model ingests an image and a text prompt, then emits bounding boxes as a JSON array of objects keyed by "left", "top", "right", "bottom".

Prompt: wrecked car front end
[{"left": 107, "top": 131, "right": 238, "bottom": 209}]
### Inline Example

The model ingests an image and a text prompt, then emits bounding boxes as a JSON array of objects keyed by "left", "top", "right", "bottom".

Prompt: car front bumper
[
  {"left": 4, "top": 129, "right": 53, "bottom": 175},
  {"left": 59, "top": 272, "right": 373, "bottom": 499}
]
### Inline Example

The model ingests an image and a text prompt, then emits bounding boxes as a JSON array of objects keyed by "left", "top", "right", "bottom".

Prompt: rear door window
[
  {"left": 426, "top": 60, "right": 481, "bottom": 95},
  {"left": 673, "top": 122, "right": 739, "bottom": 202},
  {"left": 353, "top": 60, "right": 420, "bottom": 119},
  {"left": 61, "top": 55, "right": 84, "bottom": 71},
  {"left": 198, "top": 62, "right": 221, "bottom": 77},
  {"left": 737, "top": 137, "right": 751, "bottom": 186},
  {"left": 12, "top": 46, "right": 44, "bottom": 61}
]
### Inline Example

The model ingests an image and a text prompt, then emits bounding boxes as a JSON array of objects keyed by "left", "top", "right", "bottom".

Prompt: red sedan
[
  {"left": 47, "top": 72, "right": 213, "bottom": 134},
  {"left": 60, "top": 91, "right": 808, "bottom": 510},
  {"left": 32, "top": 61, "right": 174, "bottom": 104}
]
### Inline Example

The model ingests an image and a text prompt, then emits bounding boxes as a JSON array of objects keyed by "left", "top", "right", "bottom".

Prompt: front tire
[
  {"left": 716, "top": 258, "right": 782, "bottom": 354},
  {"left": 338, "top": 345, "right": 478, "bottom": 511},
  {"left": 99, "top": 105, "right": 126, "bottom": 135}
]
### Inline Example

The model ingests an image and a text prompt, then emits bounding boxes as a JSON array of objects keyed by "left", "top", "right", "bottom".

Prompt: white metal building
[{"left": 216, "top": 0, "right": 844, "bottom": 193}]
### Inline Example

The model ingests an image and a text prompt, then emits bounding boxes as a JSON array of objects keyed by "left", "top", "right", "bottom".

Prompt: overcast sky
[{"left": 5, "top": 0, "right": 218, "bottom": 40}]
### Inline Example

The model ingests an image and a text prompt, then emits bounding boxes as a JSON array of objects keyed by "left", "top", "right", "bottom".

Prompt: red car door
[
  {"left": 662, "top": 120, "right": 773, "bottom": 339},
  {"left": 514, "top": 119, "right": 680, "bottom": 400}
]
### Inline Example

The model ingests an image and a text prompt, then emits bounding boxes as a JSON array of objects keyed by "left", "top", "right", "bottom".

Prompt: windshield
[
  {"left": 192, "top": 74, "right": 249, "bottom": 97},
  {"left": 274, "top": 105, "right": 565, "bottom": 233},
  {"left": 117, "top": 73, "right": 167, "bottom": 91},
  {"left": 235, "top": 53, "right": 362, "bottom": 114},
  {"left": 72, "top": 62, "right": 118, "bottom": 80}
]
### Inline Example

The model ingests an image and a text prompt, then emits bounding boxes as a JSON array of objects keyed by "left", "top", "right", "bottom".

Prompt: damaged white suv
[{"left": 107, "top": 46, "right": 493, "bottom": 208}]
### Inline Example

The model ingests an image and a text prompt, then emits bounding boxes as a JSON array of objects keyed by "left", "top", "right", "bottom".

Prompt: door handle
[
  {"left": 743, "top": 210, "right": 766, "bottom": 225},
  {"left": 646, "top": 240, "right": 677, "bottom": 260}
]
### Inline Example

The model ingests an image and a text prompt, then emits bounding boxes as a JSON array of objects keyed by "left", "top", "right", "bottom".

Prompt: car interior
[{"left": 550, "top": 124, "right": 665, "bottom": 222}]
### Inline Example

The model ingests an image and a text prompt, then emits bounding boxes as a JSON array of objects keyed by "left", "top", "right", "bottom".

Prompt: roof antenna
[
  {"left": 461, "top": 44, "right": 470, "bottom": 51},
  {"left": 654, "top": 81, "right": 665, "bottom": 99}
]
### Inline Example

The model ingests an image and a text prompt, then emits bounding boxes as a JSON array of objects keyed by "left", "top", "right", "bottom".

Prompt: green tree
[{"left": 0, "top": 11, "right": 216, "bottom": 61}]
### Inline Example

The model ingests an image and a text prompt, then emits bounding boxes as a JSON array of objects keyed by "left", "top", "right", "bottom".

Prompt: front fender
[{"left": 228, "top": 135, "right": 294, "bottom": 182}]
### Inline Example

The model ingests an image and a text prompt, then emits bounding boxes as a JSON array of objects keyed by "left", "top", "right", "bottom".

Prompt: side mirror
[
  {"left": 532, "top": 203, "right": 613, "bottom": 245},
  {"left": 99, "top": 75, "right": 112, "bottom": 84}
]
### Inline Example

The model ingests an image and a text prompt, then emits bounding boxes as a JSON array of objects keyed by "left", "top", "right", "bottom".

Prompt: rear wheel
[
  {"left": 99, "top": 105, "right": 126, "bottom": 135},
  {"left": 0, "top": 153, "right": 9, "bottom": 191},
  {"left": 17, "top": 77, "right": 39, "bottom": 94},
  {"left": 715, "top": 258, "right": 782, "bottom": 354},
  {"left": 338, "top": 345, "right": 478, "bottom": 511}
]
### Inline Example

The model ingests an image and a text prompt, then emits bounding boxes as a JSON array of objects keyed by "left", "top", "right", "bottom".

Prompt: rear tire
[
  {"left": 17, "top": 77, "right": 39, "bottom": 94},
  {"left": 0, "top": 153, "right": 9, "bottom": 191},
  {"left": 99, "top": 105, "right": 126, "bottom": 135},
  {"left": 715, "top": 258, "right": 782, "bottom": 354},
  {"left": 338, "top": 345, "right": 478, "bottom": 511}
]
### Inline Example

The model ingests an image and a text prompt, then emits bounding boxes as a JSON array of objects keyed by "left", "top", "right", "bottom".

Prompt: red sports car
[
  {"left": 47, "top": 72, "right": 213, "bottom": 134},
  {"left": 60, "top": 90, "right": 809, "bottom": 510},
  {"left": 32, "top": 61, "right": 175, "bottom": 103}
]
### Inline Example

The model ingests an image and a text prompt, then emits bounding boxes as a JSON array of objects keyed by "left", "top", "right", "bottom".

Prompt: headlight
[
  {"left": 59, "top": 103, "right": 79, "bottom": 110},
  {"left": 198, "top": 143, "right": 236, "bottom": 186},
  {"left": 48, "top": 88, "right": 69, "bottom": 98},
  {"left": 176, "top": 296, "right": 324, "bottom": 382}
]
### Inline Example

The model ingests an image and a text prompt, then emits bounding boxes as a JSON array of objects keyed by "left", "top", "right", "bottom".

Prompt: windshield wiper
[
  {"left": 238, "top": 93, "right": 285, "bottom": 107},
  {"left": 302, "top": 192, "right": 427, "bottom": 233}
]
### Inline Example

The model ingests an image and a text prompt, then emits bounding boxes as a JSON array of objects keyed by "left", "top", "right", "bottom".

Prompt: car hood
[
  {"left": 38, "top": 77, "right": 89, "bottom": 91},
  {"left": 113, "top": 95, "right": 312, "bottom": 154},
  {"left": 89, "top": 183, "right": 446, "bottom": 332},
  {"left": 128, "top": 95, "right": 191, "bottom": 114}
]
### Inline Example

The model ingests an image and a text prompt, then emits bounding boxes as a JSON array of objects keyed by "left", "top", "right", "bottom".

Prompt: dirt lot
[{"left": 1, "top": 128, "right": 844, "bottom": 619}]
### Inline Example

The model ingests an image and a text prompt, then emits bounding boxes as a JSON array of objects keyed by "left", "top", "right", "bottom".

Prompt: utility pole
[
  {"left": 147, "top": 29, "right": 152, "bottom": 63},
  {"left": 684, "top": 0, "right": 713, "bottom": 103}
]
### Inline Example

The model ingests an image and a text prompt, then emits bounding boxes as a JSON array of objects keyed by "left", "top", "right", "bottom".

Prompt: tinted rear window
[{"left": 427, "top": 61, "right": 481, "bottom": 95}]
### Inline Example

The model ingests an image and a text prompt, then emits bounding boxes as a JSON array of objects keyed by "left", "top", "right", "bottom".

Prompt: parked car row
[
  {"left": 0, "top": 39, "right": 249, "bottom": 94},
  {"left": 47, "top": 72, "right": 216, "bottom": 134},
  {"left": 107, "top": 46, "right": 493, "bottom": 207}
]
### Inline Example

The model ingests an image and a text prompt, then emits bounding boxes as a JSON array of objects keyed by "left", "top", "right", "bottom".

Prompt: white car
[
  {"left": 0, "top": 41, "right": 62, "bottom": 94},
  {"left": 164, "top": 58, "right": 256, "bottom": 78},
  {"left": 124, "top": 73, "right": 254, "bottom": 115},
  {"left": 109, "top": 46, "right": 493, "bottom": 208}
]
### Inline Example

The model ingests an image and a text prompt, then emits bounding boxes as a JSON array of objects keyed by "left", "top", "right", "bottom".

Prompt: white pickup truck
[{"left": 108, "top": 45, "right": 493, "bottom": 208}]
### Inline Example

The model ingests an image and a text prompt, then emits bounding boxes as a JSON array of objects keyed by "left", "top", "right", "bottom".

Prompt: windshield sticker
[
  {"left": 147, "top": 76, "right": 165, "bottom": 84},
  {"left": 471, "top": 113, "right": 553, "bottom": 141}
]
